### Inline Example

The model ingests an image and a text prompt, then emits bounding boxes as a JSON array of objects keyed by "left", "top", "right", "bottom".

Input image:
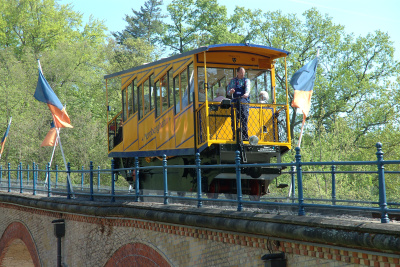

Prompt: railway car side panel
[
  {"left": 138, "top": 111, "right": 157, "bottom": 151},
  {"left": 156, "top": 108, "right": 175, "bottom": 150},
  {"left": 174, "top": 104, "right": 194, "bottom": 149},
  {"left": 123, "top": 113, "right": 138, "bottom": 152}
]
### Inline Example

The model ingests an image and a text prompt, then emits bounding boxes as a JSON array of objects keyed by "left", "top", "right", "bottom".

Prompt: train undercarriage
[{"left": 113, "top": 143, "right": 287, "bottom": 201}]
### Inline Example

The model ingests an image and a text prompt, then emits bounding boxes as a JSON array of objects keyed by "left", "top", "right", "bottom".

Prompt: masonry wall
[{"left": 0, "top": 193, "right": 399, "bottom": 267}]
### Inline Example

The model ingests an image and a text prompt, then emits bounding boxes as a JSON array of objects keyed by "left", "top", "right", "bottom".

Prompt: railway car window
[
  {"left": 247, "top": 69, "right": 271, "bottom": 103},
  {"left": 137, "top": 84, "right": 142, "bottom": 120},
  {"left": 128, "top": 80, "right": 135, "bottom": 117},
  {"left": 188, "top": 63, "right": 194, "bottom": 104},
  {"left": 173, "top": 75, "right": 180, "bottom": 114},
  {"left": 197, "top": 67, "right": 234, "bottom": 100},
  {"left": 155, "top": 80, "right": 160, "bottom": 117},
  {"left": 167, "top": 68, "right": 173, "bottom": 109},
  {"left": 160, "top": 74, "right": 168, "bottom": 114},
  {"left": 149, "top": 74, "right": 154, "bottom": 113},
  {"left": 122, "top": 88, "right": 127, "bottom": 121},
  {"left": 143, "top": 76, "right": 150, "bottom": 116},
  {"left": 181, "top": 68, "right": 188, "bottom": 110}
]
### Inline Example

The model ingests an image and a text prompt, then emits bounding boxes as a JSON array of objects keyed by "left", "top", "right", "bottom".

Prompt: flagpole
[
  {"left": 44, "top": 133, "right": 58, "bottom": 185},
  {"left": 55, "top": 127, "right": 75, "bottom": 196},
  {"left": 297, "top": 115, "right": 306, "bottom": 148},
  {"left": 38, "top": 59, "right": 74, "bottom": 196}
]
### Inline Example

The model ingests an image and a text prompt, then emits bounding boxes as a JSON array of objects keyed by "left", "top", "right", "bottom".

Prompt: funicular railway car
[{"left": 104, "top": 43, "right": 291, "bottom": 200}]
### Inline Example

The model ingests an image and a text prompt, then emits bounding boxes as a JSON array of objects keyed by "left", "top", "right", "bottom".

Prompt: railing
[
  {"left": 196, "top": 102, "right": 290, "bottom": 146},
  {"left": 0, "top": 143, "right": 399, "bottom": 223}
]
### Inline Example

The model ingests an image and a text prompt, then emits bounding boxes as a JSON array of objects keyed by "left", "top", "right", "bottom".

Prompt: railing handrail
[{"left": 0, "top": 142, "right": 397, "bottom": 223}]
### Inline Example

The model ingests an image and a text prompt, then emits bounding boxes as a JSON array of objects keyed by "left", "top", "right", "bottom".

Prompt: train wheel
[
  {"left": 249, "top": 180, "right": 261, "bottom": 201},
  {"left": 207, "top": 180, "right": 219, "bottom": 199}
]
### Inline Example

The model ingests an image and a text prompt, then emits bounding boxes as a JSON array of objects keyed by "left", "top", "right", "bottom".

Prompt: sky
[{"left": 59, "top": 0, "right": 400, "bottom": 61}]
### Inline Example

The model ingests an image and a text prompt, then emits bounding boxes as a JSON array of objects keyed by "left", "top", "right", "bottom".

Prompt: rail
[
  {"left": 0, "top": 143, "right": 399, "bottom": 223},
  {"left": 195, "top": 102, "right": 290, "bottom": 147}
]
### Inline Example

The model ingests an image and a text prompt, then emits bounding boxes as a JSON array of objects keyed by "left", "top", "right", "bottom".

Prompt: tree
[
  {"left": 250, "top": 8, "right": 400, "bottom": 142},
  {"left": 112, "top": 0, "right": 166, "bottom": 46},
  {"left": 0, "top": 0, "right": 110, "bottom": 169}
]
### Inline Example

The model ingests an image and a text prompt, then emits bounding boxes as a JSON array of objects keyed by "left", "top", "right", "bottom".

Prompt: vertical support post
[
  {"left": 163, "top": 155, "right": 168, "bottom": 205},
  {"left": 295, "top": 147, "right": 305, "bottom": 216},
  {"left": 90, "top": 161, "right": 94, "bottom": 201},
  {"left": 7, "top": 163, "right": 11, "bottom": 192},
  {"left": 376, "top": 143, "right": 389, "bottom": 223},
  {"left": 19, "top": 162, "right": 23, "bottom": 193},
  {"left": 47, "top": 163, "right": 51, "bottom": 197},
  {"left": 290, "top": 165, "right": 296, "bottom": 203},
  {"left": 331, "top": 163, "right": 336, "bottom": 205},
  {"left": 81, "top": 165, "right": 84, "bottom": 190},
  {"left": 235, "top": 150, "right": 243, "bottom": 211},
  {"left": 32, "top": 162, "right": 36, "bottom": 195},
  {"left": 195, "top": 153, "right": 202, "bottom": 208},
  {"left": 0, "top": 165, "right": 2, "bottom": 186},
  {"left": 55, "top": 165, "right": 58, "bottom": 188},
  {"left": 134, "top": 157, "right": 140, "bottom": 202},
  {"left": 26, "top": 164, "right": 30, "bottom": 185},
  {"left": 97, "top": 166, "right": 101, "bottom": 191},
  {"left": 67, "top": 162, "right": 71, "bottom": 199},
  {"left": 111, "top": 159, "right": 115, "bottom": 202}
]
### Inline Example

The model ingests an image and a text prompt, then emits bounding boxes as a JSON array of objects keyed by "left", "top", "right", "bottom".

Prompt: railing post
[
  {"left": 290, "top": 165, "right": 296, "bottom": 203},
  {"left": 26, "top": 164, "right": 30, "bottom": 185},
  {"left": 331, "top": 163, "right": 336, "bottom": 205},
  {"left": 67, "top": 162, "right": 71, "bottom": 199},
  {"left": 134, "top": 157, "right": 140, "bottom": 202},
  {"left": 295, "top": 147, "right": 305, "bottom": 216},
  {"left": 81, "top": 165, "right": 84, "bottom": 190},
  {"left": 32, "top": 162, "right": 36, "bottom": 195},
  {"left": 47, "top": 163, "right": 51, "bottom": 197},
  {"left": 235, "top": 150, "right": 243, "bottom": 212},
  {"left": 7, "top": 163, "right": 11, "bottom": 192},
  {"left": 89, "top": 161, "right": 94, "bottom": 201},
  {"left": 55, "top": 165, "right": 58, "bottom": 188},
  {"left": 163, "top": 155, "right": 168, "bottom": 205},
  {"left": 97, "top": 166, "right": 101, "bottom": 191},
  {"left": 195, "top": 153, "right": 202, "bottom": 208},
  {"left": 376, "top": 142, "right": 389, "bottom": 223},
  {"left": 111, "top": 159, "right": 115, "bottom": 202},
  {"left": 19, "top": 162, "right": 23, "bottom": 193},
  {"left": 0, "top": 165, "right": 2, "bottom": 186}
]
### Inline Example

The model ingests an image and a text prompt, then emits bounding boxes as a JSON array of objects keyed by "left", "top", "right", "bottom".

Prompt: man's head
[{"left": 237, "top": 67, "right": 245, "bottom": 79}]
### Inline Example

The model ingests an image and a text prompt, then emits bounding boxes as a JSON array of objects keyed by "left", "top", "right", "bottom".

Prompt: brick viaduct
[{"left": 0, "top": 192, "right": 399, "bottom": 266}]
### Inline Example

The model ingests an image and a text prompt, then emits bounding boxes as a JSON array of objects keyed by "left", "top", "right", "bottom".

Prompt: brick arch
[
  {"left": 0, "top": 221, "right": 41, "bottom": 267},
  {"left": 105, "top": 242, "right": 171, "bottom": 267}
]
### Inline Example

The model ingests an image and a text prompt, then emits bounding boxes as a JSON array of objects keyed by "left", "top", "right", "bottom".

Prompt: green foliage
[{"left": 1, "top": 0, "right": 400, "bottom": 201}]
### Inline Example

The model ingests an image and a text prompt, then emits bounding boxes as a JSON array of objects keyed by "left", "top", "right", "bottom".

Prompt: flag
[
  {"left": 34, "top": 67, "right": 73, "bottom": 128},
  {"left": 41, "top": 122, "right": 58, "bottom": 147},
  {"left": 290, "top": 57, "right": 319, "bottom": 118},
  {"left": 0, "top": 117, "right": 12, "bottom": 156}
]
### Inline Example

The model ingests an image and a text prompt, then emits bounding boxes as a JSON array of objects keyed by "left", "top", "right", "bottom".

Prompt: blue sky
[{"left": 60, "top": 0, "right": 400, "bottom": 60}]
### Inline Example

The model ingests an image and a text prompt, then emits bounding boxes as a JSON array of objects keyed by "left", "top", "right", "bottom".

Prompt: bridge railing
[{"left": 0, "top": 142, "right": 399, "bottom": 223}]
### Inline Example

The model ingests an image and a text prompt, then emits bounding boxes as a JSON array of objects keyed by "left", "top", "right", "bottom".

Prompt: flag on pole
[
  {"left": 290, "top": 57, "right": 319, "bottom": 119},
  {"left": 34, "top": 66, "right": 73, "bottom": 128},
  {"left": 0, "top": 117, "right": 12, "bottom": 156},
  {"left": 41, "top": 122, "right": 58, "bottom": 147}
]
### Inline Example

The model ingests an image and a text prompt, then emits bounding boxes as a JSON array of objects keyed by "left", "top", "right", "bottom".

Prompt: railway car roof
[{"left": 104, "top": 43, "right": 290, "bottom": 79}]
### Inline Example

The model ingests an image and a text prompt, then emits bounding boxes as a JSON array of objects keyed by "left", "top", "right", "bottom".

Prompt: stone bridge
[{"left": 0, "top": 192, "right": 399, "bottom": 266}]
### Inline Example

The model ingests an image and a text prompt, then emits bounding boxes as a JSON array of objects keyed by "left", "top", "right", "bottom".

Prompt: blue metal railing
[{"left": 1, "top": 142, "right": 400, "bottom": 223}]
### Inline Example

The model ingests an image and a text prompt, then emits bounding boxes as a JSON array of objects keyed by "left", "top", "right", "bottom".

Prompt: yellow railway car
[{"left": 104, "top": 43, "right": 291, "bottom": 200}]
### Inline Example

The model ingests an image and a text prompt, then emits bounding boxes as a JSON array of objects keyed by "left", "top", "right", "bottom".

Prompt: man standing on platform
[{"left": 228, "top": 67, "right": 251, "bottom": 140}]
